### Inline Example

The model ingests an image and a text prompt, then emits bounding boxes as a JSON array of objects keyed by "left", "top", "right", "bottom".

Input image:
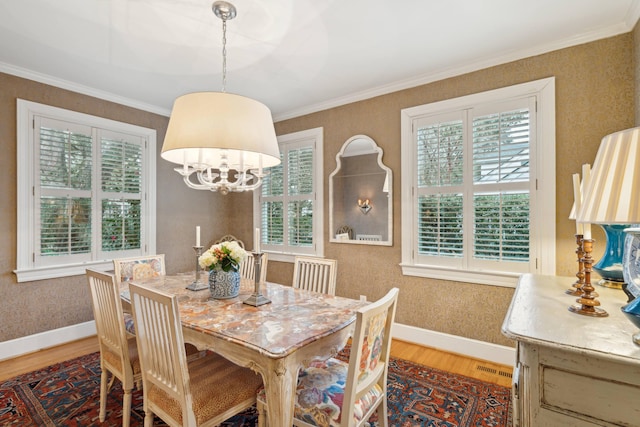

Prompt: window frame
[
  {"left": 254, "top": 127, "right": 324, "bottom": 263},
  {"left": 400, "top": 78, "right": 556, "bottom": 287},
  {"left": 15, "top": 99, "right": 157, "bottom": 282}
]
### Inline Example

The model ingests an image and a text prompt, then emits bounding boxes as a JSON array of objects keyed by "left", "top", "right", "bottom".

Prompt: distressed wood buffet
[{"left": 502, "top": 274, "right": 640, "bottom": 426}]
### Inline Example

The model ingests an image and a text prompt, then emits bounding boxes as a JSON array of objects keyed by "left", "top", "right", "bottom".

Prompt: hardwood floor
[
  {"left": 0, "top": 336, "right": 513, "bottom": 388},
  {"left": 390, "top": 339, "right": 513, "bottom": 388}
]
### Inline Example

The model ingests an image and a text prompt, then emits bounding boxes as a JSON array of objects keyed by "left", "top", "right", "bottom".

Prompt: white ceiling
[{"left": 1, "top": 0, "right": 639, "bottom": 121}]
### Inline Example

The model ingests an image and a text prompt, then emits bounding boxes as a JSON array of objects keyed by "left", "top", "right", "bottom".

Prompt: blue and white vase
[{"left": 209, "top": 269, "right": 241, "bottom": 299}]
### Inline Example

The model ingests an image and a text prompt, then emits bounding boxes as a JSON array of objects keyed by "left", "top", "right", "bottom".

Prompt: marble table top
[{"left": 121, "top": 273, "right": 367, "bottom": 359}]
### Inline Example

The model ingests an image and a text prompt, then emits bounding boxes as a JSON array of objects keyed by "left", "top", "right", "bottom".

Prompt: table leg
[{"left": 262, "top": 358, "right": 298, "bottom": 426}]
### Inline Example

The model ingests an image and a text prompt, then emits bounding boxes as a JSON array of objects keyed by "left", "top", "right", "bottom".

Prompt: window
[
  {"left": 400, "top": 78, "right": 555, "bottom": 287},
  {"left": 15, "top": 100, "right": 156, "bottom": 282},
  {"left": 255, "top": 127, "right": 323, "bottom": 262}
]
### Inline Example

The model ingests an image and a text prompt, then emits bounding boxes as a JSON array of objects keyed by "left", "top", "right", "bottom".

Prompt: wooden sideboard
[{"left": 502, "top": 274, "right": 640, "bottom": 426}]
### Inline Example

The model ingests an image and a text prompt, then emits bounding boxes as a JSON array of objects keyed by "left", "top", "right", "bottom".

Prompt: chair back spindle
[
  {"left": 240, "top": 252, "right": 268, "bottom": 284},
  {"left": 292, "top": 256, "right": 337, "bottom": 295}
]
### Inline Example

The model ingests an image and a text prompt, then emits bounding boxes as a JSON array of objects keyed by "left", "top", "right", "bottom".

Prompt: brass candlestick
[
  {"left": 243, "top": 252, "right": 271, "bottom": 306},
  {"left": 566, "top": 234, "right": 585, "bottom": 296},
  {"left": 569, "top": 239, "right": 608, "bottom": 317},
  {"left": 186, "top": 246, "right": 208, "bottom": 291}
]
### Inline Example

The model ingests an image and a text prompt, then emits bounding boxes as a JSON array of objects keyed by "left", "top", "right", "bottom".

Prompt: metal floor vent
[
  {"left": 498, "top": 370, "right": 513, "bottom": 378},
  {"left": 476, "top": 365, "right": 513, "bottom": 378}
]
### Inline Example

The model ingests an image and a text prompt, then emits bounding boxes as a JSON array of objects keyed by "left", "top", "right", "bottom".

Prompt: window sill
[
  {"left": 400, "top": 263, "right": 520, "bottom": 288},
  {"left": 264, "top": 252, "right": 296, "bottom": 263},
  {"left": 14, "top": 260, "right": 113, "bottom": 282}
]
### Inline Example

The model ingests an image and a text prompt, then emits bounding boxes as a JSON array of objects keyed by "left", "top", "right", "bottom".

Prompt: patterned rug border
[{"left": 0, "top": 351, "right": 511, "bottom": 426}]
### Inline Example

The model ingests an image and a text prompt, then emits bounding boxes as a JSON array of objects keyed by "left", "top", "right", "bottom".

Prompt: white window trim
[
  {"left": 254, "top": 127, "right": 324, "bottom": 263},
  {"left": 14, "top": 99, "right": 157, "bottom": 282},
  {"left": 400, "top": 77, "right": 556, "bottom": 288}
]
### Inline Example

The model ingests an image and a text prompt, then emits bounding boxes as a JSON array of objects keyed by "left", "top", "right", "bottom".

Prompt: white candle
[
  {"left": 581, "top": 164, "right": 592, "bottom": 240},
  {"left": 254, "top": 228, "right": 260, "bottom": 253},
  {"left": 582, "top": 163, "right": 591, "bottom": 192},
  {"left": 572, "top": 174, "right": 584, "bottom": 235},
  {"left": 183, "top": 152, "right": 188, "bottom": 175},
  {"left": 196, "top": 226, "right": 201, "bottom": 247}
]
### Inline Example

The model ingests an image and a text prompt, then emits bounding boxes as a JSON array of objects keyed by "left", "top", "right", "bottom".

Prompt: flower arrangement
[{"left": 198, "top": 241, "right": 248, "bottom": 272}]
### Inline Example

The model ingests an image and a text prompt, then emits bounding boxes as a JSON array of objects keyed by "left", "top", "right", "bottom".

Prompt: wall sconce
[{"left": 358, "top": 198, "right": 371, "bottom": 214}]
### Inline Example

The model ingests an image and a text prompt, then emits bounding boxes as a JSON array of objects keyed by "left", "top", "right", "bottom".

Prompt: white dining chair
[
  {"left": 113, "top": 254, "right": 166, "bottom": 336},
  {"left": 113, "top": 254, "right": 200, "bottom": 356},
  {"left": 86, "top": 269, "right": 141, "bottom": 427},
  {"left": 292, "top": 256, "right": 338, "bottom": 295},
  {"left": 214, "top": 234, "right": 245, "bottom": 248},
  {"left": 240, "top": 252, "right": 268, "bottom": 284},
  {"left": 257, "top": 287, "right": 399, "bottom": 427},
  {"left": 128, "top": 282, "right": 263, "bottom": 427}
]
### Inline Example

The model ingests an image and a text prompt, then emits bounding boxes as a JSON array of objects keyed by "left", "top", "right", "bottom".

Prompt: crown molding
[
  {"left": 273, "top": 21, "right": 633, "bottom": 122},
  {"left": 0, "top": 62, "right": 171, "bottom": 117}
]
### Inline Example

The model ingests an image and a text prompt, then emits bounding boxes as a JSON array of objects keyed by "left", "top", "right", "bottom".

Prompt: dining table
[{"left": 119, "top": 272, "right": 367, "bottom": 427}]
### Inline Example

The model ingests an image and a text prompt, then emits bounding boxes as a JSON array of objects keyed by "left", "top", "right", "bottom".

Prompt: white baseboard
[
  {"left": 1, "top": 320, "right": 515, "bottom": 367},
  {"left": 0, "top": 321, "right": 96, "bottom": 362},
  {"left": 392, "top": 322, "right": 516, "bottom": 366}
]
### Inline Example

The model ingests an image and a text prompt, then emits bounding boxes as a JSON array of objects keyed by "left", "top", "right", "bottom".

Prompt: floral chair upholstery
[
  {"left": 113, "top": 254, "right": 166, "bottom": 283},
  {"left": 113, "top": 255, "right": 165, "bottom": 335},
  {"left": 257, "top": 288, "right": 399, "bottom": 427}
]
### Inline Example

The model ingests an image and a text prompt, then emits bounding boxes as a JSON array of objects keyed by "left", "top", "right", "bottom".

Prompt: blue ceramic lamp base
[
  {"left": 621, "top": 297, "right": 640, "bottom": 346},
  {"left": 593, "top": 224, "right": 627, "bottom": 289},
  {"left": 621, "top": 227, "right": 640, "bottom": 345}
]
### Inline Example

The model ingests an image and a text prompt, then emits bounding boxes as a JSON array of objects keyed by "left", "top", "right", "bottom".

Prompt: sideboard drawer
[{"left": 541, "top": 365, "right": 640, "bottom": 425}]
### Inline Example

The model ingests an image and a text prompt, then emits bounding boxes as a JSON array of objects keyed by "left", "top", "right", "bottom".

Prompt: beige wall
[
  {"left": 0, "top": 73, "right": 253, "bottom": 342},
  {"left": 636, "top": 19, "right": 640, "bottom": 126},
  {"left": 0, "top": 31, "right": 635, "bottom": 348},
  {"left": 269, "top": 33, "right": 634, "bottom": 347}
]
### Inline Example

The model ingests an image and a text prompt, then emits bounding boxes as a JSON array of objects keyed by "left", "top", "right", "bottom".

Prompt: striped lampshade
[{"left": 577, "top": 127, "right": 640, "bottom": 224}]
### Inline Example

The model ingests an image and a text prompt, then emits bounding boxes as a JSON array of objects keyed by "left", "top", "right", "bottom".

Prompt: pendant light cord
[{"left": 221, "top": 18, "right": 227, "bottom": 93}]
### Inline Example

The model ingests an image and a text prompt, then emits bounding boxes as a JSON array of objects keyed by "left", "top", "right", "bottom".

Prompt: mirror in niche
[{"left": 329, "top": 135, "right": 392, "bottom": 246}]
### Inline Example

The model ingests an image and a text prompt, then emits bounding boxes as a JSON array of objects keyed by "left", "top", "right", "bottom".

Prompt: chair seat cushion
[
  {"left": 257, "top": 357, "right": 383, "bottom": 426},
  {"left": 102, "top": 336, "right": 141, "bottom": 379},
  {"left": 148, "top": 351, "right": 262, "bottom": 425}
]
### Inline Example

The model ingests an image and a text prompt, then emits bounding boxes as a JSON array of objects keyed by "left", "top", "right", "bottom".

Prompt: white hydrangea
[
  {"left": 198, "top": 249, "right": 218, "bottom": 269},
  {"left": 198, "top": 240, "right": 248, "bottom": 271},
  {"left": 225, "top": 241, "right": 247, "bottom": 264}
]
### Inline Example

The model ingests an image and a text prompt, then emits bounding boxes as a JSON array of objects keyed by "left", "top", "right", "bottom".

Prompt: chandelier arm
[
  {"left": 182, "top": 173, "right": 212, "bottom": 191},
  {"left": 176, "top": 167, "right": 263, "bottom": 193}
]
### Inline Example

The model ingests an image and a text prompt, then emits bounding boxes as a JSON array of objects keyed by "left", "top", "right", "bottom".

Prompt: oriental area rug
[{"left": 0, "top": 352, "right": 511, "bottom": 426}]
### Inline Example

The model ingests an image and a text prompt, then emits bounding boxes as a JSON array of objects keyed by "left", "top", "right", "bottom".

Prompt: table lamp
[
  {"left": 576, "top": 126, "right": 640, "bottom": 343},
  {"left": 577, "top": 126, "right": 640, "bottom": 289}
]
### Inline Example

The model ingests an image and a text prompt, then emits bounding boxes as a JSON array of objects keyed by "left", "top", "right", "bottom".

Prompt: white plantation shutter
[
  {"left": 401, "top": 78, "right": 555, "bottom": 286},
  {"left": 16, "top": 100, "right": 156, "bottom": 281},
  {"left": 418, "top": 194, "right": 463, "bottom": 257},
  {"left": 100, "top": 132, "right": 144, "bottom": 253},
  {"left": 287, "top": 147, "right": 314, "bottom": 247},
  {"left": 258, "top": 128, "right": 323, "bottom": 258},
  {"left": 472, "top": 107, "right": 530, "bottom": 263},
  {"left": 416, "top": 116, "right": 464, "bottom": 260},
  {"left": 40, "top": 196, "right": 92, "bottom": 256},
  {"left": 37, "top": 118, "right": 94, "bottom": 264}
]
